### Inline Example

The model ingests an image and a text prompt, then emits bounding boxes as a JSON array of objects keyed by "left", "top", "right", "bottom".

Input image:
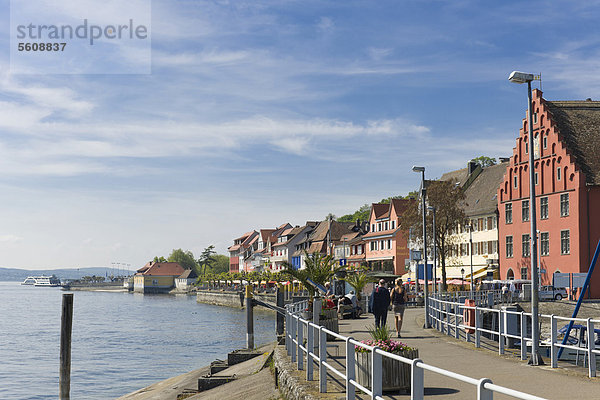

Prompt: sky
[{"left": 1, "top": 0, "right": 600, "bottom": 270}]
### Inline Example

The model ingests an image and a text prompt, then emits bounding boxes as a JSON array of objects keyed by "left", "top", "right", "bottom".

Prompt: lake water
[{"left": 0, "top": 282, "right": 275, "bottom": 399}]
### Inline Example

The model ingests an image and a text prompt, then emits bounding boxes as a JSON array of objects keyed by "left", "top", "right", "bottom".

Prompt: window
[
  {"left": 540, "top": 232, "right": 549, "bottom": 256},
  {"left": 387, "top": 239, "right": 392, "bottom": 249},
  {"left": 378, "top": 223, "right": 382, "bottom": 231},
  {"left": 478, "top": 218, "right": 484, "bottom": 231},
  {"left": 513, "top": 175, "right": 518, "bottom": 188},
  {"left": 535, "top": 172, "right": 539, "bottom": 185},
  {"left": 533, "top": 113, "right": 538, "bottom": 124},
  {"left": 506, "top": 236, "right": 513, "bottom": 258},
  {"left": 380, "top": 240, "right": 385, "bottom": 250},
  {"left": 557, "top": 167, "right": 561, "bottom": 181},
  {"left": 522, "top": 200, "right": 529, "bottom": 222},
  {"left": 540, "top": 197, "right": 549, "bottom": 219},
  {"left": 487, "top": 216, "right": 493, "bottom": 230},
  {"left": 505, "top": 203, "right": 513, "bottom": 224},
  {"left": 525, "top": 142, "right": 528, "bottom": 154},
  {"left": 522, "top": 234, "right": 530, "bottom": 257},
  {"left": 561, "top": 230, "right": 570, "bottom": 255},
  {"left": 560, "top": 193, "right": 569, "bottom": 217},
  {"left": 370, "top": 241, "right": 377, "bottom": 251},
  {"left": 520, "top": 267, "right": 528, "bottom": 280},
  {"left": 384, "top": 222, "right": 388, "bottom": 230},
  {"left": 391, "top": 220, "right": 395, "bottom": 229},
  {"left": 371, "top": 224, "right": 375, "bottom": 232},
  {"left": 473, "top": 242, "right": 479, "bottom": 256},
  {"left": 543, "top": 136, "right": 547, "bottom": 149}
]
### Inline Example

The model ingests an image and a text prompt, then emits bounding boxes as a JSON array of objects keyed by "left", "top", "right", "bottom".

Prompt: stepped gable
[{"left": 544, "top": 99, "right": 600, "bottom": 185}]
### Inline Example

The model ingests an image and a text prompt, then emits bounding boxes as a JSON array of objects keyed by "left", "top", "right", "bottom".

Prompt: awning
[{"left": 465, "top": 267, "right": 489, "bottom": 280}]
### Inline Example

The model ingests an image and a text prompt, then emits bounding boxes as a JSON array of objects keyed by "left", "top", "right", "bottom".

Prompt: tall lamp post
[
  {"left": 427, "top": 206, "right": 437, "bottom": 293},
  {"left": 508, "top": 70, "right": 543, "bottom": 365},
  {"left": 412, "top": 166, "right": 429, "bottom": 328},
  {"left": 461, "top": 268, "right": 465, "bottom": 292}
]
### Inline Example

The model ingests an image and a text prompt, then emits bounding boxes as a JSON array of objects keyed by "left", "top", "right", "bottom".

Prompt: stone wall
[{"left": 196, "top": 290, "right": 277, "bottom": 308}]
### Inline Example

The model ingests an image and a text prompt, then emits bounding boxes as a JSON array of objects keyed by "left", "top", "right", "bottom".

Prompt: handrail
[
  {"left": 285, "top": 298, "right": 548, "bottom": 400},
  {"left": 427, "top": 293, "right": 600, "bottom": 378}
]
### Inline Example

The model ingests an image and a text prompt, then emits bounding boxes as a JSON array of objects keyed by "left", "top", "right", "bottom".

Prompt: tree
[
  {"left": 167, "top": 248, "right": 197, "bottom": 271},
  {"left": 153, "top": 256, "right": 167, "bottom": 263},
  {"left": 344, "top": 270, "right": 376, "bottom": 300},
  {"left": 282, "top": 252, "right": 345, "bottom": 300},
  {"left": 197, "top": 245, "right": 216, "bottom": 276},
  {"left": 210, "top": 254, "right": 230, "bottom": 274},
  {"left": 471, "top": 156, "right": 496, "bottom": 168},
  {"left": 400, "top": 179, "right": 467, "bottom": 290}
]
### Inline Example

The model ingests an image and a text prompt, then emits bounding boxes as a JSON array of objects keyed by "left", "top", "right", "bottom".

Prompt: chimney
[{"left": 468, "top": 161, "right": 478, "bottom": 175}]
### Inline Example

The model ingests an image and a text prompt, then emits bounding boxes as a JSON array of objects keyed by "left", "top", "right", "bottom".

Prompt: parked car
[{"left": 539, "top": 285, "right": 567, "bottom": 301}]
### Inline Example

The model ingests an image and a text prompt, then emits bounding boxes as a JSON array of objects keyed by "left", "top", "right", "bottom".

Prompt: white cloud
[{"left": 0, "top": 234, "right": 24, "bottom": 243}]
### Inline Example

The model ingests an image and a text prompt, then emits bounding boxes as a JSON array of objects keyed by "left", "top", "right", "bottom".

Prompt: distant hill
[{"left": 0, "top": 267, "right": 134, "bottom": 282}]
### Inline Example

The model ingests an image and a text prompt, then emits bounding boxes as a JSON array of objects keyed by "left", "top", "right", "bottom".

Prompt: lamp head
[
  {"left": 508, "top": 71, "right": 535, "bottom": 84},
  {"left": 412, "top": 166, "right": 425, "bottom": 173}
]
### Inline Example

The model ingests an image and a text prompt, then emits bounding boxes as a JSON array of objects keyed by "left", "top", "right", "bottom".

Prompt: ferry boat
[{"left": 21, "top": 275, "right": 61, "bottom": 286}]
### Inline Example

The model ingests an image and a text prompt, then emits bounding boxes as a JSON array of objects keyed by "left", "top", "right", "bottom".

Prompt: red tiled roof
[
  {"left": 371, "top": 203, "right": 389, "bottom": 219},
  {"left": 138, "top": 262, "right": 185, "bottom": 277}
]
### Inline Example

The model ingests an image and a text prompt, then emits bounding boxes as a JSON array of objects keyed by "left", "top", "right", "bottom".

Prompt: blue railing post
[
  {"left": 297, "top": 318, "right": 304, "bottom": 370},
  {"left": 550, "top": 315, "right": 557, "bottom": 368},
  {"left": 520, "top": 311, "right": 527, "bottom": 360},
  {"left": 477, "top": 378, "right": 493, "bottom": 400},
  {"left": 345, "top": 337, "right": 356, "bottom": 400},
  {"left": 306, "top": 322, "right": 314, "bottom": 380},
  {"left": 319, "top": 326, "right": 327, "bottom": 393},
  {"left": 587, "top": 319, "right": 596, "bottom": 377},
  {"left": 411, "top": 358, "right": 424, "bottom": 400},
  {"left": 371, "top": 347, "right": 382, "bottom": 399}
]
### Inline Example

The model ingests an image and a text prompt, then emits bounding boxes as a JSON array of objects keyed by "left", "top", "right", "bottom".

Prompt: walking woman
[{"left": 390, "top": 278, "right": 408, "bottom": 337}]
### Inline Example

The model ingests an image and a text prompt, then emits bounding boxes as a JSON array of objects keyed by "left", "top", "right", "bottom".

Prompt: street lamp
[
  {"left": 461, "top": 268, "right": 465, "bottom": 291},
  {"left": 508, "top": 70, "right": 543, "bottom": 366},
  {"left": 412, "top": 165, "right": 429, "bottom": 328},
  {"left": 427, "top": 206, "right": 437, "bottom": 293}
]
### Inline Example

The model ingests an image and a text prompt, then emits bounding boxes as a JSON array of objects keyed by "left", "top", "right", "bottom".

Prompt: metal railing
[
  {"left": 284, "top": 299, "right": 547, "bottom": 400},
  {"left": 428, "top": 293, "right": 600, "bottom": 378}
]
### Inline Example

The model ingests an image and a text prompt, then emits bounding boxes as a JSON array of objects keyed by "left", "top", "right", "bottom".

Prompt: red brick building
[{"left": 498, "top": 90, "right": 600, "bottom": 297}]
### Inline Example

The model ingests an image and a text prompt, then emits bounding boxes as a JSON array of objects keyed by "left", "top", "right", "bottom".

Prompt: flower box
[
  {"left": 320, "top": 308, "right": 339, "bottom": 340},
  {"left": 355, "top": 346, "right": 418, "bottom": 392}
]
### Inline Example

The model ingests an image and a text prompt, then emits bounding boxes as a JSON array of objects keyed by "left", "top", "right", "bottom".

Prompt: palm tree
[
  {"left": 344, "top": 270, "right": 376, "bottom": 300},
  {"left": 282, "top": 251, "right": 345, "bottom": 300}
]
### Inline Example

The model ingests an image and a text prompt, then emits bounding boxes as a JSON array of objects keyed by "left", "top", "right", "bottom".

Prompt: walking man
[{"left": 369, "top": 279, "right": 390, "bottom": 328}]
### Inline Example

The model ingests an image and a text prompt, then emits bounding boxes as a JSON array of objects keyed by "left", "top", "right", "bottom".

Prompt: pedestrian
[
  {"left": 390, "top": 278, "right": 408, "bottom": 337},
  {"left": 369, "top": 279, "right": 390, "bottom": 329},
  {"left": 324, "top": 282, "right": 334, "bottom": 298}
]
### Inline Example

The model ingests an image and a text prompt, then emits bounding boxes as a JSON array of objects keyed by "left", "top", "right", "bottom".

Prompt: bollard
[
  {"left": 59, "top": 293, "right": 73, "bottom": 400},
  {"left": 245, "top": 285, "right": 254, "bottom": 349}
]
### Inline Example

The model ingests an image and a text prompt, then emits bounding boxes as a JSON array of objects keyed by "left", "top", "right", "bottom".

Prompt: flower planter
[
  {"left": 320, "top": 308, "right": 339, "bottom": 340},
  {"left": 355, "top": 348, "right": 418, "bottom": 392}
]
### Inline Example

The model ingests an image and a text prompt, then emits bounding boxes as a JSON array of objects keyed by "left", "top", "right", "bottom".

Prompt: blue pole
[{"left": 558, "top": 239, "right": 600, "bottom": 359}]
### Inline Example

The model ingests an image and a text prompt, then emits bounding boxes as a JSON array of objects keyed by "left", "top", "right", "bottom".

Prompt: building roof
[
  {"left": 462, "top": 161, "right": 508, "bottom": 216},
  {"left": 137, "top": 262, "right": 185, "bottom": 277},
  {"left": 545, "top": 99, "right": 600, "bottom": 185},
  {"left": 178, "top": 269, "right": 198, "bottom": 279}
]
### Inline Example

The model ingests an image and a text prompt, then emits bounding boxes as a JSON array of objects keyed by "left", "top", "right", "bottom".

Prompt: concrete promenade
[{"left": 288, "top": 307, "right": 600, "bottom": 399}]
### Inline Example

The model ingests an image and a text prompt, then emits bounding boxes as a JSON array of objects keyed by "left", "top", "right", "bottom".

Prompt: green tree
[
  {"left": 344, "top": 270, "right": 375, "bottom": 300},
  {"left": 197, "top": 245, "right": 216, "bottom": 276},
  {"left": 167, "top": 248, "right": 197, "bottom": 271},
  {"left": 282, "top": 252, "right": 344, "bottom": 300},
  {"left": 471, "top": 156, "right": 496, "bottom": 168},
  {"left": 210, "top": 254, "right": 230, "bottom": 274},
  {"left": 400, "top": 179, "right": 467, "bottom": 290},
  {"left": 153, "top": 256, "right": 167, "bottom": 263}
]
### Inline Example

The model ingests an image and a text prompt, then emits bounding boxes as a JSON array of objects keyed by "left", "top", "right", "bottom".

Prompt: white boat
[{"left": 21, "top": 275, "right": 61, "bottom": 286}]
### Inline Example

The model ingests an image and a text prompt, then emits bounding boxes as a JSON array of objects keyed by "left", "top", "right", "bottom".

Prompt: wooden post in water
[
  {"left": 245, "top": 285, "right": 254, "bottom": 349},
  {"left": 59, "top": 293, "right": 73, "bottom": 400}
]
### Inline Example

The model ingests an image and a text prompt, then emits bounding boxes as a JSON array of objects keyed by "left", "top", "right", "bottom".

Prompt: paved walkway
[{"left": 300, "top": 308, "right": 600, "bottom": 399}]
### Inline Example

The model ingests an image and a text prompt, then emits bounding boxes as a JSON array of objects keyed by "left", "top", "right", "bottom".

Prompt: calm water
[{"left": 0, "top": 282, "right": 275, "bottom": 399}]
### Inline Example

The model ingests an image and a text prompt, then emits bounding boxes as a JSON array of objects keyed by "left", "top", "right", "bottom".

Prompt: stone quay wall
[{"left": 196, "top": 289, "right": 277, "bottom": 309}]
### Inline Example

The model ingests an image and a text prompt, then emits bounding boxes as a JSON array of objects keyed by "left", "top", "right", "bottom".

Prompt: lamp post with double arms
[
  {"left": 413, "top": 166, "right": 429, "bottom": 328},
  {"left": 508, "top": 70, "right": 543, "bottom": 365}
]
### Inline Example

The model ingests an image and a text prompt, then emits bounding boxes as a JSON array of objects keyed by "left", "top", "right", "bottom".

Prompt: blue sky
[{"left": 1, "top": 0, "right": 600, "bottom": 270}]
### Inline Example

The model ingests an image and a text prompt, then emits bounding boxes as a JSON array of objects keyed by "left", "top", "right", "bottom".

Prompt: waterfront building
[
  {"left": 498, "top": 90, "right": 600, "bottom": 297},
  {"left": 441, "top": 160, "right": 508, "bottom": 281},
  {"left": 133, "top": 261, "right": 185, "bottom": 293},
  {"left": 362, "top": 199, "right": 412, "bottom": 276},
  {"left": 228, "top": 231, "right": 258, "bottom": 273},
  {"left": 270, "top": 222, "right": 318, "bottom": 271},
  {"left": 175, "top": 268, "right": 198, "bottom": 291},
  {"left": 291, "top": 219, "right": 356, "bottom": 270}
]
